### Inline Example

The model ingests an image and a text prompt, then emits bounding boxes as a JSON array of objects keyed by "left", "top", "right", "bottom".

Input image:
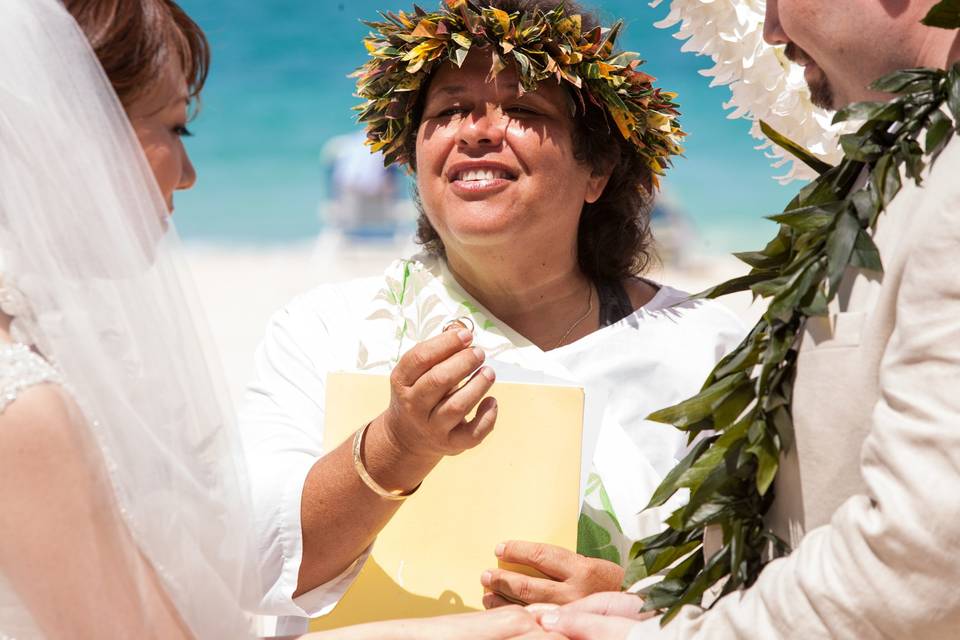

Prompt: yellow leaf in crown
[
  {"left": 596, "top": 61, "right": 617, "bottom": 79},
  {"left": 411, "top": 20, "right": 438, "bottom": 39},
  {"left": 555, "top": 15, "right": 582, "bottom": 37},
  {"left": 444, "top": 0, "right": 467, "bottom": 9},
  {"left": 394, "top": 10, "right": 415, "bottom": 29},
  {"left": 451, "top": 32, "right": 472, "bottom": 49},
  {"left": 609, "top": 107, "right": 637, "bottom": 139},
  {"left": 490, "top": 8, "right": 511, "bottom": 33},
  {"left": 648, "top": 111, "right": 674, "bottom": 133},
  {"left": 394, "top": 75, "right": 423, "bottom": 92},
  {"left": 402, "top": 40, "right": 442, "bottom": 62},
  {"left": 406, "top": 57, "right": 427, "bottom": 73}
]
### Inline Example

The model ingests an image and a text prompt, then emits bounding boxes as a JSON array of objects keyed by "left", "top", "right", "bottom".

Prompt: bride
[{"left": 0, "top": 0, "right": 256, "bottom": 636}]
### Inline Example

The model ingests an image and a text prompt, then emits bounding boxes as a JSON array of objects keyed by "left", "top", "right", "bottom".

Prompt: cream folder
[{"left": 309, "top": 370, "right": 584, "bottom": 629}]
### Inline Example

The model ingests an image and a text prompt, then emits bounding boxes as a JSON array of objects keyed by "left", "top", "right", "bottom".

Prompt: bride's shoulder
[
  {"left": 0, "top": 341, "right": 63, "bottom": 414},
  {"left": 0, "top": 359, "right": 77, "bottom": 467},
  {"left": 0, "top": 362, "right": 105, "bottom": 530}
]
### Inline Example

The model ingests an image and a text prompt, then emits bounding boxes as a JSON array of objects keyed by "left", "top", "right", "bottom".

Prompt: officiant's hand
[
  {"left": 378, "top": 328, "right": 498, "bottom": 464},
  {"left": 482, "top": 541, "right": 625, "bottom": 608}
]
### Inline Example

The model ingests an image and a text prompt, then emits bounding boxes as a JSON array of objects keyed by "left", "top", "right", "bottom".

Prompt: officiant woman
[{"left": 241, "top": 0, "right": 743, "bottom": 633}]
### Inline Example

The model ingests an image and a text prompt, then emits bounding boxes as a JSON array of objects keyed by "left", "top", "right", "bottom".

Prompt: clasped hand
[{"left": 482, "top": 541, "right": 625, "bottom": 608}]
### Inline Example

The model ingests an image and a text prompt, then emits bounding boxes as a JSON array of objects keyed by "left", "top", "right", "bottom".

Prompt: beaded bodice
[{"left": 0, "top": 342, "right": 60, "bottom": 414}]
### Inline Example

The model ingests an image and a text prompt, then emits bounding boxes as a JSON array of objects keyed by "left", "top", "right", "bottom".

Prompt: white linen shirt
[{"left": 241, "top": 271, "right": 744, "bottom": 635}]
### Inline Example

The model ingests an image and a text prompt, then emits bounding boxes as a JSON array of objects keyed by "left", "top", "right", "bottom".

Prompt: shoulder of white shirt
[{"left": 643, "top": 282, "right": 747, "bottom": 335}]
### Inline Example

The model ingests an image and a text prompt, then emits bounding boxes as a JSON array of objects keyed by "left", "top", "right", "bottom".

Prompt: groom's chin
[{"left": 806, "top": 73, "right": 836, "bottom": 110}]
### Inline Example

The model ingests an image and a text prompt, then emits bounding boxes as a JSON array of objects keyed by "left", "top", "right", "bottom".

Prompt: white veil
[{"left": 0, "top": 0, "right": 257, "bottom": 637}]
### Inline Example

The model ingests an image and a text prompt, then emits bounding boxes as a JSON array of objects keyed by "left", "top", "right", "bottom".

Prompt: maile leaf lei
[
  {"left": 922, "top": 0, "right": 960, "bottom": 28},
  {"left": 352, "top": 0, "right": 684, "bottom": 183},
  {"left": 628, "top": 6, "right": 960, "bottom": 623}
]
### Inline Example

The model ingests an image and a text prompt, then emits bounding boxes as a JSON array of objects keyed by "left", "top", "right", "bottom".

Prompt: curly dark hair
[{"left": 406, "top": 0, "right": 658, "bottom": 283}]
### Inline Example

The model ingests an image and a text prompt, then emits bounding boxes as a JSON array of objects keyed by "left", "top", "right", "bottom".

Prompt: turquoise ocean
[{"left": 175, "top": 0, "right": 794, "bottom": 253}]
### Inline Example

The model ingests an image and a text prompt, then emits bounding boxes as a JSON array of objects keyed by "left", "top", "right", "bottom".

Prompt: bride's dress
[
  {"left": 0, "top": 343, "right": 60, "bottom": 413},
  {"left": 0, "top": 343, "right": 59, "bottom": 639}
]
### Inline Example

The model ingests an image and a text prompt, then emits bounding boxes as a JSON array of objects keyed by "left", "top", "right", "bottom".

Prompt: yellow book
[{"left": 309, "top": 370, "right": 584, "bottom": 629}]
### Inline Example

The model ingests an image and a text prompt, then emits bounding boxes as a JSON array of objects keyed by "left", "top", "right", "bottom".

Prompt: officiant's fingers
[
  {"left": 495, "top": 541, "right": 572, "bottom": 581},
  {"left": 431, "top": 365, "right": 496, "bottom": 427},
  {"left": 483, "top": 592, "right": 517, "bottom": 609},
  {"left": 482, "top": 569, "right": 565, "bottom": 606},
  {"left": 446, "top": 396, "right": 498, "bottom": 452},
  {"left": 392, "top": 329, "right": 474, "bottom": 388},
  {"left": 415, "top": 345, "right": 487, "bottom": 408}
]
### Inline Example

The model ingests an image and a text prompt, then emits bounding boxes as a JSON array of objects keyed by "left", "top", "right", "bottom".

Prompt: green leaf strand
[{"left": 628, "top": 62, "right": 960, "bottom": 625}]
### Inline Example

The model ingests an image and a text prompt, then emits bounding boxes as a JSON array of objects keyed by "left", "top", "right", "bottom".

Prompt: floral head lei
[{"left": 353, "top": 0, "right": 685, "bottom": 185}]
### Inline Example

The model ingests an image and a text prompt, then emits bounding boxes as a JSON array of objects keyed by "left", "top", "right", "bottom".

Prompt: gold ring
[{"left": 443, "top": 316, "right": 475, "bottom": 334}]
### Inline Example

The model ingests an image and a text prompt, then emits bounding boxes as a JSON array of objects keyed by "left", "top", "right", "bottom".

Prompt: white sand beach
[{"left": 185, "top": 236, "right": 764, "bottom": 405}]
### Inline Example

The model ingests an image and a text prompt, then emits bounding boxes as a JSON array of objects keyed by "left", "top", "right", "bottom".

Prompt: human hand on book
[
  {"left": 481, "top": 541, "right": 625, "bottom": 608},
  {"left": 379, "top": 328, "right": 498, "bottom": 463}
]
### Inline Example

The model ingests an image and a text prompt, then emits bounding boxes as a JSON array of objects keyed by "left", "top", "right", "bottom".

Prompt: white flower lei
[{"left": 651, "top": 0, "right": 857, "bottom": 183}]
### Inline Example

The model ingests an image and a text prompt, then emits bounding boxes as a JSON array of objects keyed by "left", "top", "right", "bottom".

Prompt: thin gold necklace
[{"left": 553, "top": 283, "right": 594, "bottom": 350}]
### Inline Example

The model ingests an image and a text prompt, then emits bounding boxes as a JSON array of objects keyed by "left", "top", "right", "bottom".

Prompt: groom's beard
[{"left": 785, "top": 43, "right": 835, "bottom": 110}]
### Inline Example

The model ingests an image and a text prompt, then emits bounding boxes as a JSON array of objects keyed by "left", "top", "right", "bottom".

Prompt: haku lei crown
[{"left": 353, "top": 0, "right": 685, "bottom": 183}]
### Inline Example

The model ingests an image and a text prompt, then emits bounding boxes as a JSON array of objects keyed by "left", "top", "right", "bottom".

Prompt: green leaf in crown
[{"left": 628, "top": 50, "right": 960, "bottom": 629}]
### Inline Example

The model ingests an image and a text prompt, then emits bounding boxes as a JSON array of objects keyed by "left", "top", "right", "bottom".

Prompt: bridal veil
[{"left": 0, "top": 0, "right": 257, "bottom": 636}]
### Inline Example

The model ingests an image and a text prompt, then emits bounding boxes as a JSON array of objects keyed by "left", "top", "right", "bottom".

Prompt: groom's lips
[
  {"left": 784, "top": 43, "right": 824, "bottom": 83},
  {"left": 785, "top": 43, "right": 816, "bottom": 69}
]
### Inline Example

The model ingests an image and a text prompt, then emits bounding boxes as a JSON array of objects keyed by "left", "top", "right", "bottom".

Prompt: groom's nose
[{"left": 763, "top": 0, "right": 789, "bottom": 47}]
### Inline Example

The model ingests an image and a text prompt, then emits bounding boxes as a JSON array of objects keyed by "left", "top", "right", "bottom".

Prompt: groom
[{"left": 537, "top": 0, "right": 960, "bottom": 638}]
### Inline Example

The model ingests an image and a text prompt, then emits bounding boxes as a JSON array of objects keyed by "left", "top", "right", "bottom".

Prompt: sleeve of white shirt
[
  {"left": 240, "top": 290, "right": 371, "bottom": 617},
  {"left": 627, "top": 155, "right": 960, "bottom": 638}
]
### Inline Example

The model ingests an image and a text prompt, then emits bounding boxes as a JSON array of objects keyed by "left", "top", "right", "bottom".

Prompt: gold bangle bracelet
[{"left": 352, "top": 421, "right": 421, "bottom": 501}]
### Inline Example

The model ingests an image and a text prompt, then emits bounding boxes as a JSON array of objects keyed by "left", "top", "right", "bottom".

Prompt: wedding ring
[{"left": 443, "top": 316, "right": 475, "bottom": 334}]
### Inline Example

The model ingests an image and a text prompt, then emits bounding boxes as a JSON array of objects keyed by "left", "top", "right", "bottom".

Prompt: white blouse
[{"left": 240, "top": 258, "right": 744, "bottom": 635}]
